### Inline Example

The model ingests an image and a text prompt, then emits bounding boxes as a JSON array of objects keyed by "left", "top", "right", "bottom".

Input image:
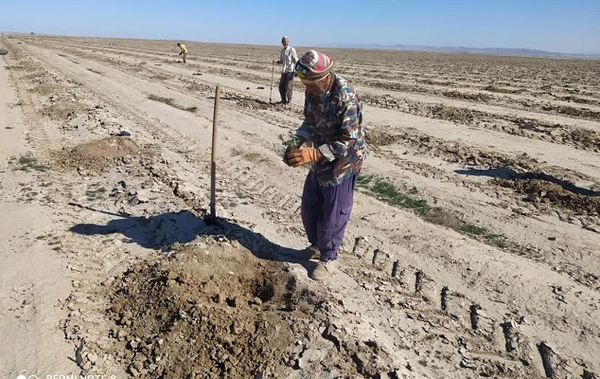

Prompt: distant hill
[{"left": 321, "top": 43, "right": 600, "bottom": 59}]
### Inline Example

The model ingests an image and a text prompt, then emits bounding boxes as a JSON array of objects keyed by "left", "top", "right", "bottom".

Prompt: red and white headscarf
[{"left": 295, "top": 50, "right": 333, "bottom": 80}]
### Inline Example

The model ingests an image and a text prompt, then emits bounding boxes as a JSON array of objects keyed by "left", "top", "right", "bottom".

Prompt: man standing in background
[
  {"left": 275, "top": 36, "right": 298, "bottom": 104},
  {"left": 177, "top": 42, "right": 187, "bottom": 64}
]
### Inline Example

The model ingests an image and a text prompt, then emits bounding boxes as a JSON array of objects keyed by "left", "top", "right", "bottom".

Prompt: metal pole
[
  {"left": 270, "top": 61, "right": 275, "bottom": 103},
  {"left": 210, "top": 85, "right": 221, "bottom": 221}
]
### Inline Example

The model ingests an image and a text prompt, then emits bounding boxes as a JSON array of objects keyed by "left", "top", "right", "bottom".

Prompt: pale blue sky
[{"left": 1, "top": 0, "right": 599, "bottom": 54}]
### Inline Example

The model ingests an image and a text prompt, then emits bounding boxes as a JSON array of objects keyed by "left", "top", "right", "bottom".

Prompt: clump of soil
[
  {"left": 14, "top": 59, "right": 42, "bottom": 72},
  {"left": 496, "top": 176, "right": 600, "bottom": 216},
  {"left": 236, "top": 98, "right": 271, "bottom": 110},
  {"left": 149, "top": 72, "right": 173, "bottom": 81},
  {"left": 29, "top": 84, "right": 66, "bottom": 96},
  {"left": 428, "top": 104, "right": 475, "bottom": 123},
  {"left": 104, "top": 238, "right": 336, "bottom": 378},
  {"left": 442, "top": 90, "right": 492, "bottom": 102},
  {"left": 394, "top": 128, "right": 540, "bottom": 171},
  {"left": 482, "top": 84, "right": 523, "bottom": 94},
  {"left": 186, "top": 80, "right": 213, "bottom": 92},
  {"left": 542, "top": 103, "right": 600, "bottom": 121},
  {"left": 563, "top": 128, "right": 600, "bottom": 150},
  {"left": 365, "top": 128, "right": 402, "bottom": 147},
  {"left": 53, "top": 136, "right": 146, "bottom": 173},
  {"left": 221, "top": 94, "right": 271, "bottom": 111},
  {"left": 39, "top": 101, "right": 86, "bottom": 120}
]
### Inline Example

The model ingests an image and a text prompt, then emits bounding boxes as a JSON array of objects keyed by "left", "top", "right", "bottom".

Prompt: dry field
[{"left": 1, "top": 34, "right": 599, "bottom": 378}]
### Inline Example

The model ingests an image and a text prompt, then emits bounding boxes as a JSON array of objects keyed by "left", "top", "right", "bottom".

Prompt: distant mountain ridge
[{"left": 321, "top": 43, "right": 600, "bottom": 59}]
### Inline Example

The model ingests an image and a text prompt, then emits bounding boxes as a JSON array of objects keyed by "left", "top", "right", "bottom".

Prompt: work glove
[{"left": 285, "top": 148, "right": 321, "bottom": 167}]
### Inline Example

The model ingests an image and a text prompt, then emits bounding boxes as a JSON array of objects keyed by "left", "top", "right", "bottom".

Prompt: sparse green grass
[
  {"left": 10, "top": 155, "right": 50, "bottom": 172},
  {"left": 148, "top": 94, "right": 197, "bottom": 113},
  {"left": 484, "top": 233, "right": 508, "bottom": 248},
  {"left": 460, "top": 223, "right": 507, "bottom": 247},
  {"left": 460, "top": 224, "right": 487, "bottom": 236},
  {"left": 358, "top": 176, "right": 432, "bottom": 216},
  {"left": 357, "top": 175, "right": 509, "bottom": 249},
  {"left": 176, "top": 148, "right": 194, "bottom": 154},
  {"left": 278, "top": 132, "right": 301, "bottom": 151},
  {"left": 86, "top": 186, "right": 107, "bottom": 201},
  {"left": 371, "top": 180, "right": 432, "bottom": 216}
]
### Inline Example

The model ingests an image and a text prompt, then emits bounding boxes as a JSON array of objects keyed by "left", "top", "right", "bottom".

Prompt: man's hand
[{"left": 285, "top": 148, "right": 321, "bottom": 167}]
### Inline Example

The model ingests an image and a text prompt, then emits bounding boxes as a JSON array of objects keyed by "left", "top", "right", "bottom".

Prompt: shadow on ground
[{"left": 68, "top": 203, "right": 316, "bottom": 273}]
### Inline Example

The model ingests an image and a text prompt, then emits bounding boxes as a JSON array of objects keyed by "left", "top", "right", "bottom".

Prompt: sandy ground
[
  {"left": 0, "top": 53, "right": 77, "bottom": 376},
  {"left": 0, "top": 34, "right": 599, "bottom": 378}
]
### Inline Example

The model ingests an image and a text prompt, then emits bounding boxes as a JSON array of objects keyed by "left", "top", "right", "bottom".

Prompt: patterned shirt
[{"left": 295, "top": 74, "right": 367, "bottom": 187}]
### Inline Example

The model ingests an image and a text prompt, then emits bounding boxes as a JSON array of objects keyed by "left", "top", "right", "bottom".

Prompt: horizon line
[{"left": 2, "top": 31, "right": 599, "bottom": 58}]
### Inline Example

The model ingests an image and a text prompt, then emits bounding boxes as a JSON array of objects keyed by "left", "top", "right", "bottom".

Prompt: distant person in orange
[
  {"left": 274, "top": 36, "right": 298, "bottom": 104},
  {"left": 176, "top": 42, "right": 187, "bottom": 64}
]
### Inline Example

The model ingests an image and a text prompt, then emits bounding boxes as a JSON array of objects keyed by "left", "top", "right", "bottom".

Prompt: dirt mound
[
  {"left": 442, "top": 90, "right": 492, "bottom": 102},
  {"left": 236, "top": 98, "right": 271, "bottom": 110},
  {"left": 53, "top": 136, "right": 146, "bottom": 173},
  {"left": 221, "top": 94, "right": 272, "bottom": 111},
  {"left": 542, "top": 103, "right": 600, "bottom": 121},
  {"left": 366, "top": 128, "right": 401, "bottom": 147},
  {"left": 102, "top": 237, "right": 368, "bottom": 378},
  {"left": 496, "top": 176, "right": 600, "bottom": 216},
  {"left": 39, "top": 101, "right": 86, "bottom": 121},
  {"left": 394, "top": 129, "right": 540, "bottom": 171}
]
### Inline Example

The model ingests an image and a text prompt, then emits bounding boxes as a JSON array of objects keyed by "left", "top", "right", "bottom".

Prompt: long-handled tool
[
  {"left": 210, "top": 85, "right": 221, "bottom": 222},
  {"left": 269, "top": 60, "right": 275, "bottom": 103}
]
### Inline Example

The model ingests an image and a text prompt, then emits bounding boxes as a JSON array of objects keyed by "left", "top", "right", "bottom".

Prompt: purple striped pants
[{"left": 301, "top": 171, "right": 357, "bottom": 262}]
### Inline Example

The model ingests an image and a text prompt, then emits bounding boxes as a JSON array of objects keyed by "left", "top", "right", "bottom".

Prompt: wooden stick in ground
[
  {"left": 270, "top": 60, "right": 275, "bottom": 103},
  {"left": 210, "top": 85, "right": 221, "bottom": 221}
]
